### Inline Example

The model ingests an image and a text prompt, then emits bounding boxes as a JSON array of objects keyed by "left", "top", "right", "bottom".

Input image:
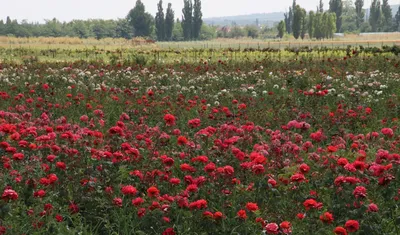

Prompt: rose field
[{"left": 0, "top": 48, "right": 400, "bottom": 234}]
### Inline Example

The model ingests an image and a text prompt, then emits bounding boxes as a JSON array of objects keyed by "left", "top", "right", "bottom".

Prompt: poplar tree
[
  {"left": 181, "top": 0, "right": 193, "bottom": 40},
  {"left": 155, "top": 0, "right": 165, "bottom": 41},
  {"left": 369, "top": 0, "right": 382, "bottom": 32},
  {"left": 300, "top": 9, "right": 308, "bottom": 40},
  {"left": 355, "top": 0, "right": 365, "bottom": 28},
  {"left": 278, "top": 20, "right": 286, "bottom": 38},
  {"left": 192, "top": 0, "right": 203, "bottom": 40},
  {"left": 293, "top": 5, "right": 305, "bottom": 39},
  {"left": 329, "top": 0, "right": 343, "bottom": 32},
  {"left": 165, "top": 3, "right": 175, "bottom": 41},
  {"left": 395, "top": 6, "right": 400, "bottom": 31},
  {"left": 382, "top": 0, "right": 392, "bottom": 30},
  {"left": 308, "top": 11, "right": 315, "bottom": 38}
]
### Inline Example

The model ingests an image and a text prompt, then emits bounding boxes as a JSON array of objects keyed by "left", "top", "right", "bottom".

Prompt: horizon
[{"left": 1, "top": 0, "right": 399, "bottom": 23}]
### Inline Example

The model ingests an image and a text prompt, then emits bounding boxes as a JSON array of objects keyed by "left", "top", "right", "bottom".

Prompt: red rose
[
  {"left": 246, "top": 202, "right": 259, "bottom": 212},
  {"left": 345, "top": 220, "right": 359, "bottom": 232},
  {"left": 334, "top": 226, "right": 348, "bottom": 235},
  {"left": 265, "top": 223, "right": 279, "bottom": 234}
]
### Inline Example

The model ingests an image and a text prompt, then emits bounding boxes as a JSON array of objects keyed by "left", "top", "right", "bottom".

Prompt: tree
[
  {"left": 229, "top": 25, "right": 245, "bottom": 38},
  {"left": 116, "top": 19, "right": 133, "bottom": 39},
  {"left": 293, "top": 5, "right": 305, "bottom": 39},
  {"left": 277, "top": 20, "right": 286, "bottom": 38},
  {"left": 44, "top": 18, "right": 63, "bottom": 37},
  {"left": 326, "top": 12, "right": 337, "bottom": 38},
  {"left": 308, "top": 11, "right": 315, "bottom": 38},
  {"left": 172, "top": 18, "right": 184, "bottom": 41},
  {"left": 381, "top": 0, "right": 392, "bottom": 31},
  {"left": 300, "top": 9, "right": 308, "bottom": 39},
  {"left": 312, "top": 11, "right": 336, "bottom": 39},
  {"left": 127, "top": 0, "right": 153, "bottom": 37},
  {"left": 314, "top": 12, "right": 324, "bottom": 39},
  {"left": 182, "top": 0, "right": 193, "bottom": 40},
  {"left": 341, "top": 0, "right": 357, "bottom": 33},
  {"left": 0, "top": 20, "right": 4, "bottom": 35},
  {"left": 288, "top": 0, "right": 296, "bottom": 33},
  {"left": 318, "top": 0, "right": 324, "bottom": 13},
  {"left": 199, "top": 24, "right": 216, "bottom": 40},
  {"left": 355, "top": 0, "right": 364, "bottom": 28},
  {"left": 91, "top": 20, "right": 116, "bottom": 39},
  {"left": 292, "top": 0, "right": 297, "bottom": 15},
  {"left": 284, "top": 12, "right": 290, "bottom": 33},
  {"left": 69, "top": 20, "right": 90, "bottom": 38},
  {"left": 395, "top": 6, "right": 400, "bottom": 31},
  {"left": 5, "top": 16, "right": 17, "bottom": 36},
  {"left": 369, "top": 0, "right": 382, "bottom": 32},
  {"left": 329, "top": 0, "right": 343, "bottom": 32},
  {"left": 165, "top": 3, "right": 175, "bottom": 41},
  {"left": 155, "top": 0, "right": 165, "bottom": 41},
  {"left": 245, "top": 25, "right": 259, "bottom": 38},
  {"left": 287, "top": 7, "right": 293, "bottom": 33},
  {"left": 192, "top": 0, "right": 203, "bottom": 40}
]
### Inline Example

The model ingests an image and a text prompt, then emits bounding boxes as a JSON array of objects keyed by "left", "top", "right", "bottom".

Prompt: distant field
[
  {"left": 157, "top": 39, "right": 400, "bottom": 50},
  {"left": 0, "top": 34, "right": 399, "bottom": 63},
  {"left": 1, "top": 34, "right": 400, "bottom": 51}
]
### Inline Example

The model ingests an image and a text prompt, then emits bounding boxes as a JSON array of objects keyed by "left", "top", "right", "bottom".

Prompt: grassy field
[
  {"left": 0, "top": 35, "right": 399, "bottom": 63},
  {"left": 1, "top": 34, "right": 400, "bottom": 50}
]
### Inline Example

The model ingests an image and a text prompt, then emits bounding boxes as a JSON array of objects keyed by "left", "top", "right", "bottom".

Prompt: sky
[{"left": 1, "top": 0, "right": 399, "bottom": 23}]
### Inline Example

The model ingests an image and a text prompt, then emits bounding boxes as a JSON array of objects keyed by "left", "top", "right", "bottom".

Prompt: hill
[
  {"left": 204, "top": 5, "right": 400, "bottom": 27},
  {"left": 204, "top": 12, "right": 285, "bottom": 27}
]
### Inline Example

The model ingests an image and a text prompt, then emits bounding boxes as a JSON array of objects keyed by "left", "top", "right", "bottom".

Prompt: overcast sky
[{"left": 1, "top": 0, "right": 399, "bottom": 23}]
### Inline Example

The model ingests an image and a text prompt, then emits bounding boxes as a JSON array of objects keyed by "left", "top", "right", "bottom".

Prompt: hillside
[
  {"left": 203, "top": 12, "right": 284, "bottom": 27},
  {"left": 204, "top": 4, "right": 400, "bottom": 27}
]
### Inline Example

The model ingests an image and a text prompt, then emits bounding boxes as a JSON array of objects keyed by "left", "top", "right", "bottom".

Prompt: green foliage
[
  {"left": 70, "top": 20, "right": 91, "bottom": 38},
  {"left": 244, "top": 25, "right": 259, "bottom": 39},
  {"left": 300, "top": 10, "right": 308, "bottom": 39},
  {"left": 192, "top": 0, "right": 203, "bottom": 40},
  {"left": 165, "top": 3, "right": 175, "bottom": 41},
  {"left": 326, "top": 12, "right": 337, "bottom": 37},
  {"left": 308, "top": 11, "right": 315, "bottom": 38},
  {"left": 382, "top": 0, "right": 393, "bottom": 31},
  {"left": 181, "top": 0, "right": 193, "bottom": 40},
  {"left": 277, "top": 20, "right": 286, "bottom": 38},
  {"left": 284, "top": 0, "right": 296, "bottom": 35},
  {"left": 370, "top": 0, "right": 382, "bottom": 32},
  {"left": 341, "top": 0, "right": 357, "bottom": 33},
  {"left": 318, "top": 0, "right": 324, "bottom": 13},
  {"left": 0, "top": 20, "right": 4, "bottom": 35},
  {"left": 284, "top": 11, "right": 290, "bottom": 34},
  {"left": 172, "top": 19, "right": 184, "bottom": 41},
  {"left": 229, "top": 25, "right": 246, "bottom": 38},
  {"left": 329, "top": 0, "right": 343, "bottom": 32},
  {"left": 293, "top": 5, "right": 306, "bottom": 39},
  {"left": 91, "top": 20, "right": 117, "bottom": 40},
  {"left": 395, "top": 6, "right": 400, "bottom": 31},
  {"left": 155, "top": 0, "right": 165, "bottom": 41},
  {"left": 116, "top": 19, "right": 133, "bottom": 39},
  {"left": 355, "top": 0, "right": 365, "bottom": 28},
  {"left": 127, "top": 0, "right": 154, "bottom": 37},
  {"left": 313, "top": 12, "right": 336, "bottom": 39},
  {"left": 288, "top": 7, "right": 293, "bottom": 34},
  {"left": 199, "top": 24, "right": 216, "bottom": 40}
]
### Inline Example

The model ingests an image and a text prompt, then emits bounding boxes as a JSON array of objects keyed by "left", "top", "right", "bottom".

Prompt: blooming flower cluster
[{"left": 0, "top": 56, "right": 399, "bottom": 234}]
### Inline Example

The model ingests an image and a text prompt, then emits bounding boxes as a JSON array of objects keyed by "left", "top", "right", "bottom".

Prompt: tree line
[
  {"left": 1, "top": 0, "right": 400, "bottom": 41},
  {"left": 279, "top": 0, "right": 400, "bottom": 39},
  {"left": 0, "top": 0, "right": 212, "bottom": 41}
]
